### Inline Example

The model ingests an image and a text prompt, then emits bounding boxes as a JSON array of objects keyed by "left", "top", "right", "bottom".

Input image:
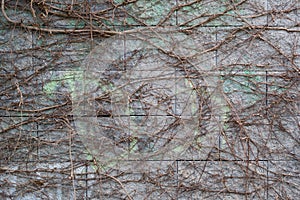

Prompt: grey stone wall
[{"left": 0, "top": 0, "right": 299, "bottom": 199}]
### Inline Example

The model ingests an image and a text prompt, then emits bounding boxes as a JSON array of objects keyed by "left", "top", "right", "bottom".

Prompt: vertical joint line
[
  {"left": 266, "top": 71, "right": 268, "bottom": 117},
  {"left": 37, "top": 122, "right": 40, "bottom": 160},
  {"left": 175, "top": 68, "right": 178, "bottom": 116},
  {"left": 175, "top": 0, "right": 178, "bottom": 26},
  {"left": 266, "top": 160, "right": 269, "bottom": 199},
  {"left": 85, "top": 163, "right": 88, "bottom": 199},
  {"left": 266, "top": 0, "right": 269, "bottom": 26},
  {"left": 176, "top": 160, "right": 179, "bottom": 199}
]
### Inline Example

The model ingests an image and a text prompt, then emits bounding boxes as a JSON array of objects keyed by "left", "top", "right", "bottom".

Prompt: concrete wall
[{"left": 0, "top": 0, "right": 299, "bottom": 199}]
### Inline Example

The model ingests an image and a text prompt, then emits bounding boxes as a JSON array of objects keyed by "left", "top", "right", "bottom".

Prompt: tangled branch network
[{"left": 0, "top": 0, "right": 299, "bottom": 199}]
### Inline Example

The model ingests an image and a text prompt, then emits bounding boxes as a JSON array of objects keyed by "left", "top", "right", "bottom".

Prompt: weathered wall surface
[{"left": 0, "top": 0, "right": 299, "bottom": 199}]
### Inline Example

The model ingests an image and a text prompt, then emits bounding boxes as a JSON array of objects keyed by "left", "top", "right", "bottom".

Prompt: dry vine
[{"left": 0, "top": 0, "right": 299, "bottom": 199}]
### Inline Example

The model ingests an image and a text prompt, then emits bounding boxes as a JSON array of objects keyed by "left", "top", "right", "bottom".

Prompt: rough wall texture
[{"left": 0, "top": 0, "right": 299, "bottom": 199}]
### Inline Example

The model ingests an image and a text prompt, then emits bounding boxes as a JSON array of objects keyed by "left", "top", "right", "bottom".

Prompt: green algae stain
[{"left": 43, "top": 71, "right": 83, "bottom": 97}]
